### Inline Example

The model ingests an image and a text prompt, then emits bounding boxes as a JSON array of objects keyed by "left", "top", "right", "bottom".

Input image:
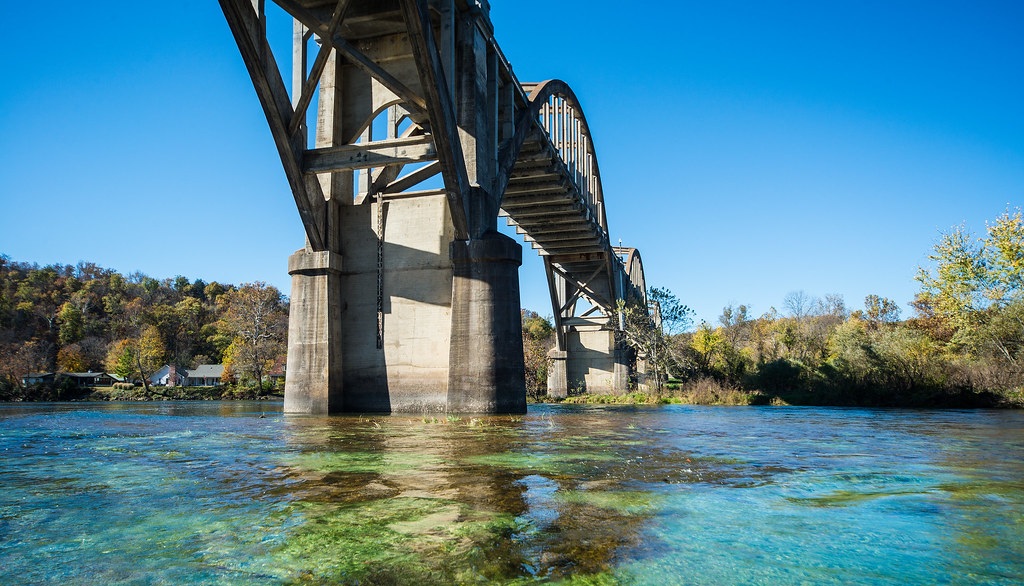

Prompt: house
[
  {"left": 61, "top": 372, "right": 121, "bottom": 387},
  {"left": 22, "top": 372, "right": 55, "bottom": 386},
  {"left": 267, "top": 357, "right": 286, "bottom": 388},
  {"left": 22, "top": 372, "right": 121, "bottom": 387},
  {"left": 184, "top": 364, "right": 225, "bottom": 387},
  {"left": 149, "top": 365, "right": 184, "bottom": 387}
]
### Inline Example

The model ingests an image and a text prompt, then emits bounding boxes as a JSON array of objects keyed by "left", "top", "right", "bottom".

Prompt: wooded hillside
[{"left": 0, "top": 257, "right": 287, "bottom": 400}]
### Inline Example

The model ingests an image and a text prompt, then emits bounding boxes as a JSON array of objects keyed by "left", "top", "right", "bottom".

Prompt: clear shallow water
[{"left": 1, "top": 402, "right": 1022, "bottom": 585}]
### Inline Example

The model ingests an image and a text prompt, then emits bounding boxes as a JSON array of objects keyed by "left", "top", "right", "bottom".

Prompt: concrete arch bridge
[{"left": 220, "top": 0, "right": 651, "bottom": 413}]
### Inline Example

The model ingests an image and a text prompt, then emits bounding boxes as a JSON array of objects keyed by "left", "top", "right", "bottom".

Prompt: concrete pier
[
  {"left": 546, "top": 350, "right": 568, "bottom": 399},
  {"left": 337, "top": 195, "right": 456, "bottom": 413},
  {"left": 447, "top": 232, "right": 527, "bottom": 413},
  {"left": 547, "top": 328, "right": 632, "bottom": 396},
  {"left": 283, "top": 250, "right": 344, "bottom": 414}
]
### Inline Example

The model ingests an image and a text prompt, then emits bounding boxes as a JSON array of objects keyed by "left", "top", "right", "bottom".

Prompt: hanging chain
[{"left": 375, "top": 191, "right": 385, "bottom": 349}]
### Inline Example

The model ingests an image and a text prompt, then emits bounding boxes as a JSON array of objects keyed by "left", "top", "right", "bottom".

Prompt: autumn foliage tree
[
  {"left": 916, "top": 208, "right": 1024, "bottom": 367},
  {"left": 218, "top": 282, "right": 287, "bottom": 391},
  {"left": 105, "top": 325, "right": 166, "bottom": 392},
  {"left": 522, "top": 310, "right": 554, "bottom": 396},
  {"left": 0, "top": 254, "right": 255, "bottom": 398}
]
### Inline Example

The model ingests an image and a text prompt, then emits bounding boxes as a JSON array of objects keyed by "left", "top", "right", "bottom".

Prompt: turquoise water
[{"left": 1, "top": 402, "right": 1022, "bottom": 584}]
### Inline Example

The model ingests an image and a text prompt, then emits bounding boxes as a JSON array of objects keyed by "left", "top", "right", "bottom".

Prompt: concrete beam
[{"left": 303, "top": 136, "right": 437, "bottom": 173}]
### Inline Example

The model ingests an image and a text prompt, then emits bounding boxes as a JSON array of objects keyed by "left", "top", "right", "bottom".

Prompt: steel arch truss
[{"left": 497, "top": 79, "right": 650, "bottom": 353}]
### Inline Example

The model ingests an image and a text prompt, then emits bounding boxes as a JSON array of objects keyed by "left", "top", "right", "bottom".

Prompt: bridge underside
[{"left": 220, "top": 0, "right": 649, "bottom": 413}]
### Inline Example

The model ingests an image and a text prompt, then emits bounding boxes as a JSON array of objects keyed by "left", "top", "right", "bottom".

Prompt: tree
[
  {"left": 0, "top": 339, "right": 52, "bottom": 388},
  {"left": 783, "top": 290, "right": 814, "bottom": 320},
  {"left": 106, "top": 339, "right": 136, "bottom": 381},
  {"left": 649, "top": 287, "right": 694, "bottom": 337},
  {"left": 749, "top": 308, "right": 782, "bottom": 363},
  {"left": 135, "top": 325, "right": 166, "bottom": 389},
  {"left": 863, "top": 294, "right": 901, "bottom": 327},
  {"left": 983, "top": 208, "right": 1024, "bottom": 305},
  {"left": 522, "top": 310, "right": 554, "bottom": 396},
  {"left": 105, "top": 326, "right": 165, "bottom": 391},
  {"left": 617, "top": 287, "right": 694, "bottom": 390},
  {"left": 14, "top": 273, "right": 62, "bottom": 337},
  {"left": 719, "top": 303, "right": 752, "bottom": 346},
  {"left": 218, "top": 282, "right": 287, "bottom": 391},
  {"left": 57, "top": 343, "right": 88, "bottom": 372},
  {"left": 151, "top": 297, "right": 205, "bottom": 370},
  {"left": 916, "top": 225, "right": 986, "bottom": 332},
  {"left": 57, "top": 301, "right": 85, "bottom": 346},
  {"left": 817, "top": 294, "right": 849, "bottom": 320},
  {"left": 690, "top": 321, "right": 724, "bottom": 371},
  {"left": 916, "top": 208, "right": 1024, "bottom": 361},
  {"left": 827, "top": 318, "right": 875, "bottom": 387}
]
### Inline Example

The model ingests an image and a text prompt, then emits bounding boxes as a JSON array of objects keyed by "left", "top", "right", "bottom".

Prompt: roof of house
[
  {"left": 63, "top": 372, "right": 115, "bottom": 379},
  {"left": 268, "top": 356, "right": 287, "bottom": 376},
  {"left": 186, "top": 364, "right": 224, "bottom": 378}
]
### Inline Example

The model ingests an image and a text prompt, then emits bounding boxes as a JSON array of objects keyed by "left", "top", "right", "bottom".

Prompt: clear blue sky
[{"left": 1, "top": 1, "right": 1021, "bottom": 325}]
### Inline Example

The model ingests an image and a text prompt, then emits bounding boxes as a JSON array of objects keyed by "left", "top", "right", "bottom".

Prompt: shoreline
[{"left": 3, "top": 388, "right": 1020, "bottom": 409}]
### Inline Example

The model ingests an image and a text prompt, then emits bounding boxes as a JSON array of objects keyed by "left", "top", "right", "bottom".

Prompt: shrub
[
  {"left": 753, "top": 358, "right": 806, "bottom": 394},
  {"left": 677, "top": 377, "right": 766, "bottom": 406}
]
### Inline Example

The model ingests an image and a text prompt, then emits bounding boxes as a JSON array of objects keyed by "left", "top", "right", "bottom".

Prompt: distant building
[
  {"left": 22, "top": 372, "right": 55, "bottom": 386},
  {"left": 61, "top": 372, "right": 121, "bottom": 387},
  {"left": 149, "top": 365, "right": 184, "bottom": 387},
  {"left": 267, "top": 357, "right": 286, "bottom": 388},
  {"left": 22, "top": 372, "right": 121, "bottom": 387},
  {"left": 147, "top": 364, "right": 230, "bottom": 387},
  {"left": 184, "top": 364, "right": 225, "bottom": 387}
]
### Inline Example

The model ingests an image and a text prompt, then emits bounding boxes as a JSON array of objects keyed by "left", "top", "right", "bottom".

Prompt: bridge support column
[
  {"left": 447, "top": 232, "right": 527, "bottom": 413},
  {"left": 547, "top": 349, "right": 568, "bottom": 399},
  {"left": 613, "top": 339, "right": 633, "bottom": 391},
  {"left": 556, "top": 327, "right": 634, "bottom": 395},
  {"left": 284, "top": 249, "right": 344, "bottom": 414}
]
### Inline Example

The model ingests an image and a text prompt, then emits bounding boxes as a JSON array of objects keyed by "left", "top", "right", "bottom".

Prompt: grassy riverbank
[
  {"left": 89, "top": 386, "right": 282, "bottom": 402},
  {"left": 0, "top": 384, "right": 282, "bottom": 402},
  {"left": 6, "top": 382, "right": 1021, "bottom": 409},
  {"left": 543, "top": 378, "right": 1024, "bottom": 409}
]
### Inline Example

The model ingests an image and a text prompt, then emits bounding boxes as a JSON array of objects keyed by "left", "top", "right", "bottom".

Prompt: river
[{"left": 1, "top": 402, "right": 1021, "bottom": 584}]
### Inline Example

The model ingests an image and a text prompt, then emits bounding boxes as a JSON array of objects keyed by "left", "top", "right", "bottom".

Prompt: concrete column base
[
  {"left": 612, "top": 353, "right": 631, "bottom": 394},
  {"left": 547, "top": 349, "right": 568, "bottom": 398},
  {"left": 283, "top": 249, "right": 344, "bottom": 414},
  {"left": 447, "top": 232, "right": 527, "bottom": 413},
  {"left": 559, "top": 327, "right": 637, "bottom": 395}
]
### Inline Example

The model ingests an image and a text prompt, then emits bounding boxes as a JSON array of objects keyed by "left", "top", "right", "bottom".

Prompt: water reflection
[
  {"left": 1, "top": 403, "right": 1022, "bottom": 584},
  {"left": 270, "top": 413, "right": 672, "bottom": 582}
]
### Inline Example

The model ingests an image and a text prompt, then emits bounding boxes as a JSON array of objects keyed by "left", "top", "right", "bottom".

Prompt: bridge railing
[{"left": 538, "top": 94, "right": 604, "bottom": 232}]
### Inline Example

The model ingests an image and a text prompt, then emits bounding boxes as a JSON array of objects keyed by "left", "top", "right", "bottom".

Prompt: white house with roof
[
  {"left": 149, "top": 365, "right": 184, "bottom": 386},
  {"left": 148, "top": 364, "right": 226, "bottom": 387},
  {"left": 185, "top": 364, "right": 225, "bottom": 387}
]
